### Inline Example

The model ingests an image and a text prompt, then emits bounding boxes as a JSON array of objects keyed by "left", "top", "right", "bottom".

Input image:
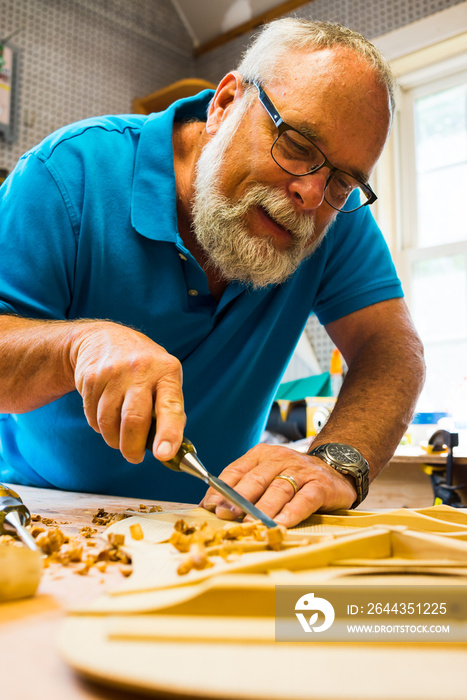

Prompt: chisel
[
  {"left": 146, "top": 422, "right": 278, "bottom": 528},
  {"left": 0, "top": 483, "right": 40, "bottom": 551}
]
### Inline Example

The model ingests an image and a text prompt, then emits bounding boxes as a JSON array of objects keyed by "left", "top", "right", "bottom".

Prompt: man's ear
[{"left": 206, "top": 71, "right": 245, "bottom": 136}]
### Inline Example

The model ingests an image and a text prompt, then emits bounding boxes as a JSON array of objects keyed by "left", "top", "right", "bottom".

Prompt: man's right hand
[{"left": 70, "top": 321, "right": 186, "bottom": 464}]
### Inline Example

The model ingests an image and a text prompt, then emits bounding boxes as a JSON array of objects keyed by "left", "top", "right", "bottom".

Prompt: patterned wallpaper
[
  {"left": 0, "top": 0, "right": 193, "bottom": 170},
  {"left": 195, "top": 0, "right": 467, "bottom": 83},
  {"left": 1, "top": 0, "right": 464, "bottom": 170}
]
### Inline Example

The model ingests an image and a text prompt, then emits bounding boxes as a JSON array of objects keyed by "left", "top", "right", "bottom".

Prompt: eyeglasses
[{"left": 250, "top": 80, "right": 377, "bottom": 213}]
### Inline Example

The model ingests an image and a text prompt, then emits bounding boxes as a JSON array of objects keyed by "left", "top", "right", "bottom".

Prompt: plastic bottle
[{"left": 330, "top": 348, "right": 343, "bottom": 397}]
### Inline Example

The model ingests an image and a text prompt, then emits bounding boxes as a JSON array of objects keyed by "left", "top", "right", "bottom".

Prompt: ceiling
[{"left": 170, "top": 0, "right": 294, "bottom": 48}]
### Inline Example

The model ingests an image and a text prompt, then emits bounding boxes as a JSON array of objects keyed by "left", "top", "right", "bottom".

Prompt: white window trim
[
  {"left": 373, "top": 1, "right": 467, "bottom": 62},
  {"left": 285, "top": 4, "right": 467, "bottom": 385},
  {"left": 372, "top": 1, "right": 467, "bottom": 273}
]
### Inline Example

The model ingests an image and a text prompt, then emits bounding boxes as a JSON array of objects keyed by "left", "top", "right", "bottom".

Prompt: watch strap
[{"left": 309, "top": 442, "right": 369, "bottom": 508}]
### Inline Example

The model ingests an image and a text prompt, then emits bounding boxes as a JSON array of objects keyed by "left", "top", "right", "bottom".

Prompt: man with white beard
[{"left": 0, "top": 19, "right": 424, "bottom": 525}]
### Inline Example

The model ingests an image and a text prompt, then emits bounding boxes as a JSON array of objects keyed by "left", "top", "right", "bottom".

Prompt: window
[
  {"left": 373, "top": 14, "right": 467, "bottom": 421},
  {"left": 398, "top": 64, "right": 467, "bottom": 414}
]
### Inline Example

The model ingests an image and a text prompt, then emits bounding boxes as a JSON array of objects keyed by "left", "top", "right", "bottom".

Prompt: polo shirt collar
[{"left": 131, "top": 90, "right": 214, "bottom": 242}]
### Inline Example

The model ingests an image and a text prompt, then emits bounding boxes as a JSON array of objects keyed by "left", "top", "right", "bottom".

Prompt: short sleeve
[
  {"left": 313, "top": 202, "right": 403, "bottom": 326},
  {"left": 0, "top": 153, "right": 77, "bottom": 320}
]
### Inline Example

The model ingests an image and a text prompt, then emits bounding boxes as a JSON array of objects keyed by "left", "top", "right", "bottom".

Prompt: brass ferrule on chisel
[
  {"left": 0, "top": 483, "right": 40, "bottom": 551},
  {"left": 145, "top": 420, "right": 278, "bottom": 528},
  {"left": 145, "top": 421, "right": 205, "bottom": 475}
]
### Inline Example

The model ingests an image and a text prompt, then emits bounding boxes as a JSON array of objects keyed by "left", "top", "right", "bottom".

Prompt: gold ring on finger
[{"left": 273, "top": 474, "right": 298, "bottom": 495}]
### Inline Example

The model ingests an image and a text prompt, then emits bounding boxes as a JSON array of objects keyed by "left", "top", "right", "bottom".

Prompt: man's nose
[{"left": 288, "top": 170, "right": 328, "bottom": 210}]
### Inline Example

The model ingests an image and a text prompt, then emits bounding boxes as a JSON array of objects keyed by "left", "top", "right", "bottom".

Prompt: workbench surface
[
  {"left": 2, "top": 484, "right": 467, "bottom": 700},
  {"left": 0, "top": 484, "right": 190, "bottom": 700}
]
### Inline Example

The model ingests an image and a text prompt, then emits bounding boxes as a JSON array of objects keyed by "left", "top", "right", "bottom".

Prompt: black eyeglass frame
[{"left": 250, "top": 80, "right": 377, "bottom": 213}]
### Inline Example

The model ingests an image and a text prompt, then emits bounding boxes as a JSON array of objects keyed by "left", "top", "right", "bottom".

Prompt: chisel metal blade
[
  {"left": 146, "top": 421, "right": 278, "bottom": 529},
  {"left": 205, "top": 472, "right": 278, "bottom": 529},
  {"left": 178, "top": 451, "right": 278, "bottom": 529}
]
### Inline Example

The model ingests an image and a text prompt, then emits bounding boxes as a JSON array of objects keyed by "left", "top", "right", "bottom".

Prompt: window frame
[
  {"left": 398, "top": 62, "right": 467, "bottom": 305},
  {"left": 370, "top": 6, "right": 467, "bottom": 412},
  {"left": 373, "top": 21, "right": 467, "bottom": 309}
]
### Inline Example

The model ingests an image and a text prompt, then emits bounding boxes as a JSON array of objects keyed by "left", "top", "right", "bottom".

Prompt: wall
[
  {"left": 195, "top": 0, "right": 466, "bottom": 84},
  {"left": 1, "top": 0, "right": 464, "bottom": 173},
  {"left": 0, "top": 0, "right": 193, "bottom": 171}
]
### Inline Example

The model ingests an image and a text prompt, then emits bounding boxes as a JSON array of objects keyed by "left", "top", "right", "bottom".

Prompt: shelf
[{"left": 132, "top": 78, "right": 216, "bottom": 114}]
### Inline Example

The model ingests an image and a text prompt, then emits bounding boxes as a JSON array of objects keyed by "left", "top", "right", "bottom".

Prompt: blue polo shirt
[{"left": 0, "top": 91, "right": 402, "bottom": 501}]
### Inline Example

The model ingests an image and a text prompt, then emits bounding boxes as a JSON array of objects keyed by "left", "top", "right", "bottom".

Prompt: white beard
[{"left": 192, "top": 100, "right": 329, "bottom": 289}]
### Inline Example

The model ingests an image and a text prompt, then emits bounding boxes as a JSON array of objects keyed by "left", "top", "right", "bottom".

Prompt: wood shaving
[
  {"left": 35, "top": 528, "right": 68, "bottom": 554},
  {"left": 266, "top": 525, "right": 287, "bottom": 551},
  {"left": 127, "top": 505, "right": 163, "bottom": 514},
  {"left": 91, "top": 508, "right": 126, "bottom": 527},
  {"left": 174, "top": 519, "right": 197, "bottom": 535},
  {"left": 129, "top": 523, "right": 144, "bottom": 540},
  {"left": 108, "top": 533, "right": 125, "bottom": 547},
  {"left": 56, "top": 540, "right": 83, "bottom": 564},
  {"left": 119, "top": 564, "right": 133, "bottom": 577},
  {"left": 171, "top": 519, "right": 287, "bottom": 575},
  {"left": 92, "top": 503, "right": 162, "bottom": 527},
  {"left": 79, "top": 526, "right": 98, "bottom": 538},
  {"left": 3, "top": 501, "right": 163, "bottom": 580},
  {"left": 0, "top": 534, "right": 17, "bottom": 545},
  {"left": 75, "top": 562, "right": 91, "bottom": 576},
  {"left": 177, "top": 542, "right": 214, "bottom": 576},
  {"left": 96, "top": 540, "right": 132, "bottom": 565},
  {"left": 27, "top": 525, "right": 46, "bottom": 538},
  {"left": 5, "top": 517, "right": 135, "bottom": 578}
]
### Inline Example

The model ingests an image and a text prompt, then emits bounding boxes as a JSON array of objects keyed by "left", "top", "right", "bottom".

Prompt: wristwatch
[{"left": 309, "top": 442, "right": 369, "bottom": 508}]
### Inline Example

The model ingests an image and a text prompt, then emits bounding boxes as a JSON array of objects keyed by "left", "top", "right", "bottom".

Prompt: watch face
[{"left": 327, "top": 443, "right": 361, "bottom": 465}]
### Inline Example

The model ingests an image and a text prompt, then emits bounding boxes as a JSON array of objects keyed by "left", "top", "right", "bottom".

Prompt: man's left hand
[{"left": 200, "top": 444, "right": 357, "bottom": 528}]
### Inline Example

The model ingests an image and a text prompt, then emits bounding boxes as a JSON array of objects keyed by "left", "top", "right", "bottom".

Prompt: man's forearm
[
  {"left": 309, "top": 329, "right": 425, "bottom": 481},
  {"left": 0, "top": 315, "right": 84, "bottom": 413},
  {"left": 0, "top": 314, "right": 187, "bottom": 463}
]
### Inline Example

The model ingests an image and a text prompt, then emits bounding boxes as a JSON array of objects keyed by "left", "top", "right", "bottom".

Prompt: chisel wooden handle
[{"left": 145, "top": 419, "right": 197, "bottom": 472}]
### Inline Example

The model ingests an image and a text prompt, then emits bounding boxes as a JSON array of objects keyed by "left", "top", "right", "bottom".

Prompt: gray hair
[{"left": 237, "top": 17, "right": 396, "bottom": 114}]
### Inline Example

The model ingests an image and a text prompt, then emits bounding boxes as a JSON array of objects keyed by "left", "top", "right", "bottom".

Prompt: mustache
[{"left": 224, "top": 185, "right": 315, "bottom": 245}]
